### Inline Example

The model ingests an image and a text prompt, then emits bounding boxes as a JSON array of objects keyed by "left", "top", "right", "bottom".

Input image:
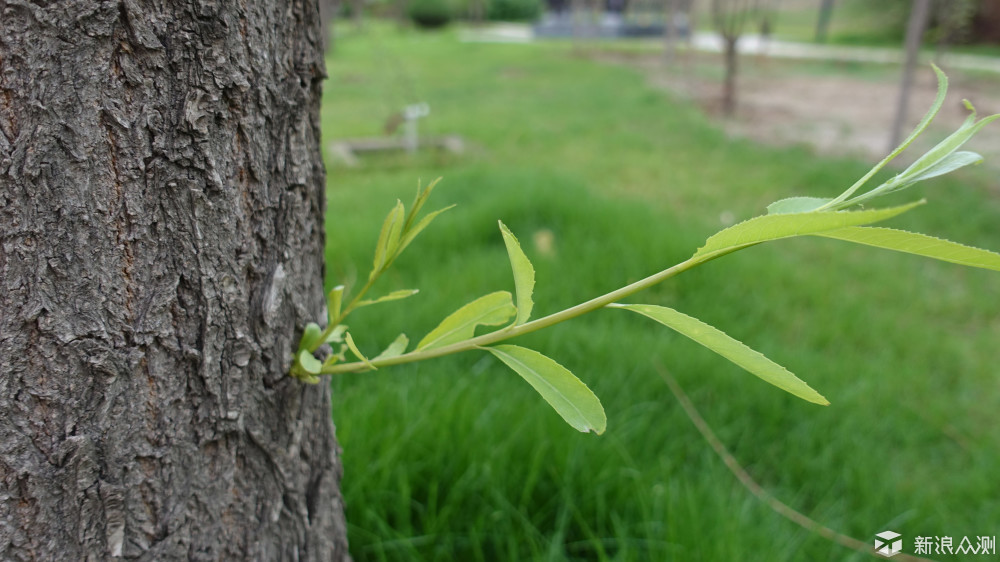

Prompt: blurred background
[{"left": 318, "top": 1, "right": 1000, "bottom": 560}]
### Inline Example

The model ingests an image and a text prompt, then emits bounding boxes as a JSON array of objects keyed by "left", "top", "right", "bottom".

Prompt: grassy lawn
[
  {"left": 321, "top": 24, "right": 1000, "bottom": 561},
  {"left": 766, "top": 0, "right": 1000, "bottom": 57}
]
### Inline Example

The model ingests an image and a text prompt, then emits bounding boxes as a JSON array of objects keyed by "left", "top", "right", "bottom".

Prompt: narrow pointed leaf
[
  {"left": 371, "top": 201, "right": 406, "bottom": 278},
  {"left": 487, "top": 345, "right": 606, "bottom": 434},
  {"left": 825, "top": 64, "right": 948, "bottom": 208},
  {"left": 405, "top": 177, "right": 443, "bottom": 232},
  {"left": 417, "top": 291, "right": 516, "bottom": 351},
  {"left": 901, "top": 150, "right": 983, "bottom": 184},
  {"left": 384, "top": 200, "right": 407, "bottom": 262},
  {"left": 374, "top": 333, "right": 409, "bottom": 361},
  {"left": 766, "top": 197, "right": 833, "bottom": 215},
  {"left": 816, "top": 227, "right": 1000, "bottom": 272},
  {"left": 356, "top": 289, "right": 420, "bottom": 308},
  {"left": 345, "top": 332, "right": 376, "bottom": 370},
  {"left": 327, "top": 285, "right": 344, "bottom": 326},
  {"left": 499, "top": 221, "right": 536, "bottom": 325},
  {"left": 609, "top": 304, "right": 829, "bottom": 405},
  {"left": 847, "top": 107, "right": 999, "bottom": 208},
  {"left": 896, "top": 104, "right": 999, "bottom": 186},
  {"left": 397, "top": 205, "right": 456, "bottom": 255},
  {"left": 693, "top": 201, "right": 923, "bottom": 260},
  {"left": 298, "top": 323, "right": 323, "bottom": 352}
]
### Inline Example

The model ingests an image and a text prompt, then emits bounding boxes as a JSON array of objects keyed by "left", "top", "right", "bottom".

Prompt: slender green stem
[
  {"left": 322, "top": 253, "right": 708, "bottom": 374},
  {"left": 308, "top": 274, "right": 378, "bottom": 353},
  {"left": 340, "top": 277, "right": 377, "bottom": 321}
]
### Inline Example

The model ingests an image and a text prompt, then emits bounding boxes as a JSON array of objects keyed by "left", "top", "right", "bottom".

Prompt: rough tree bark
[{"left": 0, "top": 1, "right": 350, "bottom": 560}]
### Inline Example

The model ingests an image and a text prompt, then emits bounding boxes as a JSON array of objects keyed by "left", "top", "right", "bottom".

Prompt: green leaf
[
  {"left": 486, "top": 345, "right": 606, "bottom": 434},
  {"left": 324, "top": 324, "right": 348, "bottom": 344},
  {"left": 693, "top": 201, "right": 923, "bottom": 261},
  {"left": 609, "top": 304, "right": 829, "bottom": 405},
  {"left": 355, "top": 289, "right": 420, "bottom": 308},
  {"left": 371, "top": 200, "right": 405, "bottom": 278},
  {"left": 397, "top": 205, "right": 456, "bottom": 255},
  {"left": 899, "top": 150, "right": 983, "bottom": 184},
  {"left": 327, "top": 285, "right": 344, "bottom": 325},
  {"left": 896, "top": 102, "right": 999, "bottom": 185},
  {"left": 345, "top": 332, "right": 376, "bottom": 370},
  {"left": 824, "top": 64, "right": 949, "bottom": 209},
  {"left": 499, "top": 221, "right": 536, "bottom": 325},
  {"left": 297, "top": 349, "right": 322, "bottom": 375},
  {"left": 766, "top": 197, "right": 833, "bottom": 215},
  {"left": 846, "top": 101, "right": 999, "bottom": 208},
  {"left": 405, "top": 177, "right": 443, "bottom": 232},
  {"left": 417, "top": 291, "right": 516, "bottom": 351},
  {"left": 374, "top": 333, "right": 409, "bottom": 361},
  {"left": 385, "top": 200, "right": 407, "bottom": 262},
  {"left": 816, "top": 227, "right": 1000, "bottom": 272},
  {"left": 298, "top": 323, "right": 323, "bottom": 352}
]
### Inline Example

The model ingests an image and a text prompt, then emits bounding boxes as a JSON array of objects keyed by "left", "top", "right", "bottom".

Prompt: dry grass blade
[{"left": 655, "top": 363, "right": 936, "bottom": 562}]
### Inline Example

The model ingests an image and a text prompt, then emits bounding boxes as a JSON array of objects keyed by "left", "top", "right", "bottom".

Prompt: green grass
[
  {"left": 767, "top": 0, "right": 1000, "bottom": 57},
  {"left": 322, "top": 24, "right": 1000, "bottom": 561}
]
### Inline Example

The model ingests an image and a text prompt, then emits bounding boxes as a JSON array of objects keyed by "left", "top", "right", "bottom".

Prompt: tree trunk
[
  {"left": 321, "top": 0, "right": 339, "bottom": 51},
  {"left": 814, "top": 0, "right": 835, "bottom": 43},
  {"left": 0, "top": 1, "right": 350, "bottom": 560},
  {"left": 351, "top": 0, "right": 365, "bottom": 29},
  {"left": 722, "top": 34, "right": 739, "bottom": 116},
  {"left": 889, "top": 0, "right": 933, "bottom": 150},
  {"left": 663, "top": 0, "right": 679, "bottom": 63},
  {"left": 471, "top": 0, "right": 486, "bottom": 26}
]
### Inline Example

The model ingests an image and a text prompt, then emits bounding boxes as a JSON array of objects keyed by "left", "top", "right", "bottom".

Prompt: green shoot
[{"left": 291, "top": 69, "right": 1000, "bottom": 435}]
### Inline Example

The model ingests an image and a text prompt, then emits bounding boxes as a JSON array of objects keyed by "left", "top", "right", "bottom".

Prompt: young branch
[{"left": 322, "top": 254, "right": 708, "bottom": 374}]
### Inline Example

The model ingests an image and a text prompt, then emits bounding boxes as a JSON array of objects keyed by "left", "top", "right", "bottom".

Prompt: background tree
[
  {"left": 814, "top": 0, "right": 835, "bottom": 43},
  {"left": 889, "top": 0, "right": 933, "bottom": 150},
  {"left": 663, "top": 0, "right": 694, "bottom": 63},
  {"left": 322, "top": 0, "right": 340, "bottom": 49},
  {"left": 970, "top": 0, "right": 1000, "bottom": 42},
  {"left": 0, "top": 1, "right": 350, "bottom": 559},
  {"left": 711, "top": 0, "right": 760, "bottom": 116}
]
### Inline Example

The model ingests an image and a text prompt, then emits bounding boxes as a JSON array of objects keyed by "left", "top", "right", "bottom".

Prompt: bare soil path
[{"left": 600, "top": 50, "right": 1000, "bottom": 172}]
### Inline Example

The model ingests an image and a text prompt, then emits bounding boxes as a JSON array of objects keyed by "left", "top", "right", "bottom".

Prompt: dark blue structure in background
[{"left": 533, "top": 0, "right": 690, "bottom": 38}]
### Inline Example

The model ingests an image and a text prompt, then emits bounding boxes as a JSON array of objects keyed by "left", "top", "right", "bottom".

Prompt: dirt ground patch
[{"left": 598, "top": 51, "right": 1000, "bottom": 172}]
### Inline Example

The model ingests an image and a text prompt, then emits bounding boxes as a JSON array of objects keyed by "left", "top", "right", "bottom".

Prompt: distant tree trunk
[
  {"left": 934, "top": 0, "right": 977, "bottom": 60},
  {"left": 352, "top": 0, "right": 365, "bottom": 29},
  {"left": 814, "top": 0, "right": 835, "bottom": 43},
  {"left": 663, "top": 0, "right": 680, "bottom": 63},
  {"left": 391, "top": 0, "right": 410, "bottom": 26},
  {"left": 321, "top": 0, "right": 340, "bottom": 50},
  {"left": 722, "top": 34, "right": 739, "bottom": 115},
  {"left": 0, "top": 1, "right": 350, "bottom": 560},
  {"left": 890, "top": 0, "right": 933, "bottom": 150},
  {"left": 757, "top": 0, "right": 779, "bottom": 60},
  {"left": 572, "top": 0, "right": 587, "bottom": 51},
  {"left": 712, "top": 0, "right": 757, "bottom": 116},
  {"left": 471, "top": 0, "right": 486, "bottom": 25},
  {"left": 971, "top": 0, "right": 1000, "bottom": 43}
]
